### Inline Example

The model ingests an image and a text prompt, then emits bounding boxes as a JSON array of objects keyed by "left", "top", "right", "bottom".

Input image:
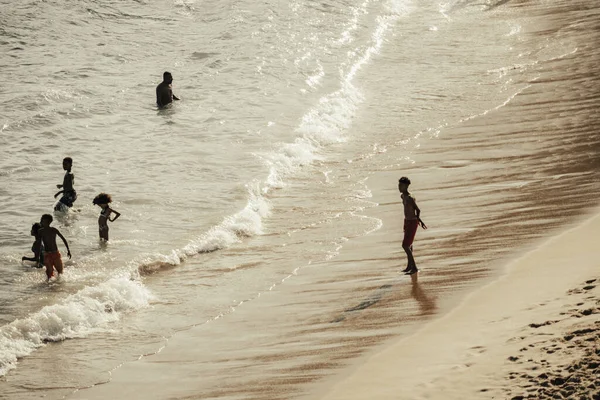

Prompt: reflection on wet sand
[{"left": 410, "top": 273, "right": 437, "bottom": 316}]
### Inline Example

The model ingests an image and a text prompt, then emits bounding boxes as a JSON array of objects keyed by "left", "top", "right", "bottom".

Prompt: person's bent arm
[
  {"left": 57, "top": 230, "right": 72, "bottom": 258},
  {"left": 110, "top": 209, "right": 121, "bottom": 222},
  {"left": 412, "top": 198, "right": 427, "bottom": 229}
]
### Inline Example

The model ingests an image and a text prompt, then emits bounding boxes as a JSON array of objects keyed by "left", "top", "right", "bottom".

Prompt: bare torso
[
  {"left": 402, "top": 193, "right": 417, "bottom": 220},
  {"left": 63, "top": 171, "right": 74, "bottom": 192},
  {"left": 156, "top": 82, "right": 173, "bottom": 107},
  {"left": 39, "top": 227, "right": 59, "bottom": 252},
  {"left": 98, "top": 207, "right": 111, "bottom": 228}
]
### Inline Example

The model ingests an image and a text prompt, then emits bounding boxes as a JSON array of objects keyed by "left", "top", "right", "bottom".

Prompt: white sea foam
[
  {"left": 133, "top": 183, "right": 271, "bottom": 274},
  {"left": 131, "top": 0, "right": 411, "bottom": 279},
  {"left": 263, "top": 81, "right": 361, "bottom": 188},
  {"left": 181, "top": 183, "right": 270, "bottom": 255},
  {"left": 1, "top": 0, "right": 410, "bottom": 378},
  {"left": 0, "top": 277, "right": 151, "bottom": 376},
  {"left": 337, "top": 0, "right": 370, "bottom": 45},
  {"left": 263, "top": 0, "right": 410, "bottom": 189}
]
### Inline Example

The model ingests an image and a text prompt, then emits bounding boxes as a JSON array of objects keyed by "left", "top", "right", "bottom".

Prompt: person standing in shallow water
[
  {"left": 54, "top": 157, "right": 77, "bottom": 211},
  {"left": 38, "top": 214, "right": 71, "bottom": 281},
  {"left": 398, "top": 177, "right": 427, "bottom": 275},
  {"left": 93, "top": 193, "right": 121, "bottom": 242},
  {"left": 22, "top": 222, "right": 44, "bottom": 268},
  {"left": 156, "top": 71, "right": 180, "bottom": 108}
]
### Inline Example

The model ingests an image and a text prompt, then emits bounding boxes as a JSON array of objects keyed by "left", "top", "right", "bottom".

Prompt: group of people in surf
[
  {"left": 21, "top": 157, "right": 121, "bottom": 281},
  {"left": 21, "top": 73, "right": 425, "bottom": 279},
  {"left": 21, "top": 72, "right": 179, "bottom": 281},
  {"left": 21, "top": 72, "right": 179, "bottom": 282}
]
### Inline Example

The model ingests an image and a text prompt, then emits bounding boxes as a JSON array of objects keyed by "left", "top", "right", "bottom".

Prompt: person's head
[
  {"left": 163, "top": 71, "right": 173, "bottom": 84},
  {"left": 93, "top": 193, "right": 112, "bottom": 207},
  {"left": 40, "top": 214, "right": 53, "bottom": 227},
  {"left": 63, "top": 157, "right": 73, "bottom": 171},
  {"left": 31, "top": 222, "right": 41, "bottom": 236},
  {"left": 398, "top": 176, "right": 411, "bottom": 193}
]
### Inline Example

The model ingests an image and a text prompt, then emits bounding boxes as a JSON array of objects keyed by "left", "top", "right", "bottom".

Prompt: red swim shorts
[
  {"left": 44, "top": 251, "right": 63, "bottom": 279},
  {"left": 402, "top": 219, "right": 419, "bottom": 248}
]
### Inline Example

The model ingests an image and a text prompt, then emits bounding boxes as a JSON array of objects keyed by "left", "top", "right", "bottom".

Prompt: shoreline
[
  {"left": 311, "top": 209, "right": 600, "bottom": 400},
  {"left": 3, "top": 0, "right": 599, "bottom": 397}
]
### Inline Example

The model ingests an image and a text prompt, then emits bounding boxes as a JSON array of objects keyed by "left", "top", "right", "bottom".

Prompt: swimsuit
[
  {"left": 401, "top": 193, "right": 419, "bottom": 247},
  {"left": 44, "top": 251, "right": 63, "bottom": 279},
  {"left": 58, "top": 171, "right": 77, "bottom": 208},
  {"left": 58, "top": 190, "right": 77, "bottom": 208},
  {"left": 403, "top": 219, "right": 419, "bottom": 248},
  {"left": 99, "top": 209, "right": 110, "bottom": 231}
]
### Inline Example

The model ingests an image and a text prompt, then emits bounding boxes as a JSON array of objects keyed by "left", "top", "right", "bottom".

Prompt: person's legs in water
[
  {"left": 54, "top": 253, "right": 63, "bottom": 276},
  {"left": 43, "top": 251, "right": 63, "bottom": 280},
  {"left": 99, "top": 226, "right": 109, "bottom": 241},
  {"left": 44, "top": 252, "right": 55, "bottom": 280}
]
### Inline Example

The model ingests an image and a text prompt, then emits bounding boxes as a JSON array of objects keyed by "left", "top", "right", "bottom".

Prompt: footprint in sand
[
  {"left": 466, "top": 345, "right": 487, "bottom": 357},
  {"left": 528, "top": 320, "right": 559, "bottom": 329}
]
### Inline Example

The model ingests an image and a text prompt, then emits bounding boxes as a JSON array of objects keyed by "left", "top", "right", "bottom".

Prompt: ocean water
[{"left": 1, "top": 0, "right": 599, "bottom": 398}]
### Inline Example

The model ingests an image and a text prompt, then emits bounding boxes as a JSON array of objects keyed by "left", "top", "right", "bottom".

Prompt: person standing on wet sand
[
  {"left": 156, "top": 71, "right": 180, "bottom": 108},
  {"left": 398, "top": 177, "right": 427, "bottom": 275},
  {"left": 38, "top": 214, "right": 71, "bottom": 281}
]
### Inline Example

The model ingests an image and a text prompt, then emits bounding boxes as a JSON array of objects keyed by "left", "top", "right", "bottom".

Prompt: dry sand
[{"left": 314, "top": 211, "right": 600, "bottom": 400}]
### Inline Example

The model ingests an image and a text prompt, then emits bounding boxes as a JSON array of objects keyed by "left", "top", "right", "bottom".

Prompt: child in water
[
  {"left": 38, "top": 214, "right": 71, "bottom": 281},
  {"left": 93, "top": 193, "right": 121, "bottom": 241},
  {"left": 54, "top": 157, "right": 77, "bottom": 211},
  {"left": 22, "top": 223, "right": 44, "bottom": 268}
]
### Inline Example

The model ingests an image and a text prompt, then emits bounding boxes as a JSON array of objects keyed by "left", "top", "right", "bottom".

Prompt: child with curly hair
[{"left": 93, "top": 193, "right": 121, "bottom": 241}]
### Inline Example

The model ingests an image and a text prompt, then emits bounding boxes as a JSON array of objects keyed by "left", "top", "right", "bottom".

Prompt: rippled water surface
[{"left": 1, "top": 0, "right": 599, "bottom": 398}]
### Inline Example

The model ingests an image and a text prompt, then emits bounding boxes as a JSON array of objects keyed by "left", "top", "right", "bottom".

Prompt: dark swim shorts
[{"left": 58, "top": 190, "right": 77, "bottom": 208}]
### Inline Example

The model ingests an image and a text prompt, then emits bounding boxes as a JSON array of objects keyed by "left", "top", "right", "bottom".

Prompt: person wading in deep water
[{"left": 156, "top": 71, "right": 180, "bottom": 108}]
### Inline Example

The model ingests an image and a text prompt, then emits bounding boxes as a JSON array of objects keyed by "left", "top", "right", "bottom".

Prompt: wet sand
[
  {"left": 6, "top": 0, "right": 599, "bottom": 399},
  {"left": 309, "top": 1, "right": 600, "bottom": 396},
  {"left": 315, "top": 211, "right": 600, "bottom": 400}
]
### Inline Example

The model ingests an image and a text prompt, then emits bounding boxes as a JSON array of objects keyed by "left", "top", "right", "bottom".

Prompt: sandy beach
[
  {"left": 2, "top": 0, "right": 600, "bottom": 398},
  {"left": 315, "top": 210, "right": 600, "bottom": 400}
]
